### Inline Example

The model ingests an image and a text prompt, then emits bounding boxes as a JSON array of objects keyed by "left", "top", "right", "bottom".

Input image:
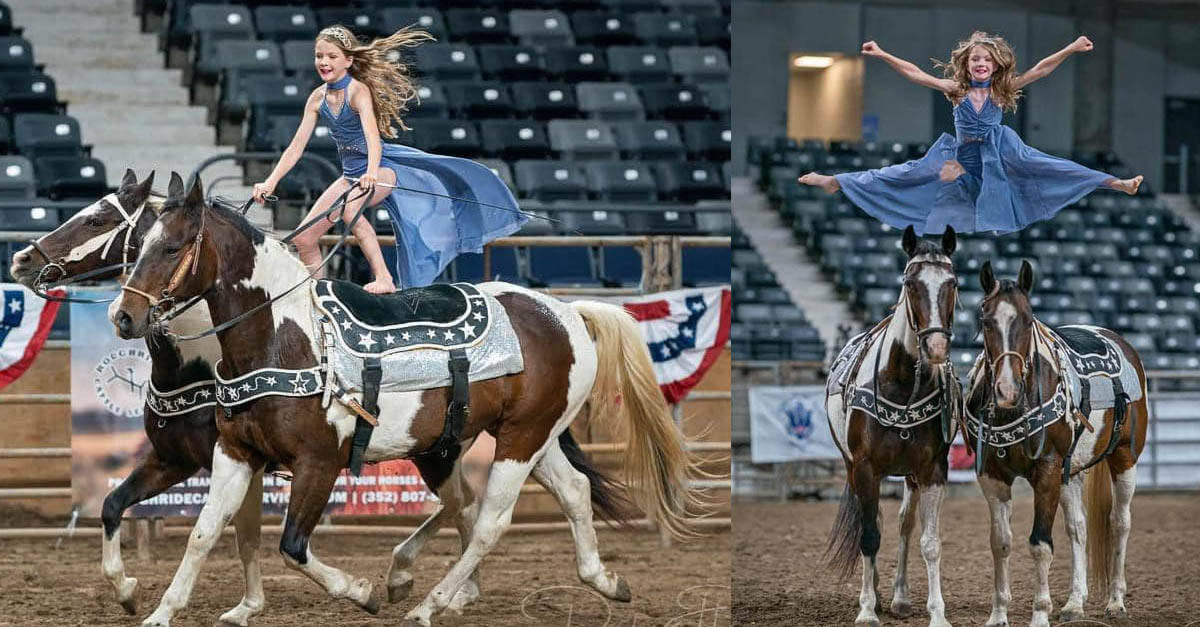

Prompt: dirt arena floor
[
  {"left": 734, "top": 493, "right": 1200, "bottom": 626},
  {"left": 0, "top": 525, "right": 729, "bottom": 627}
]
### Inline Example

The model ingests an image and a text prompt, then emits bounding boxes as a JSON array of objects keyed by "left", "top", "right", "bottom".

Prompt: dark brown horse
[
  {"left": 824, "top": 226, "right": 959, "bottom": 627},
  {"left": 109, "top": 173, "right": 701, "bottom": 627},
  {"left": 8, "top": 170, "right": 271, "bottom": 625},
  {"left": 10, "top": 170, "right": 483, "bottom": 625},
  {"left": 967, "top": 260, "right": 1147, "bottom": 627}
]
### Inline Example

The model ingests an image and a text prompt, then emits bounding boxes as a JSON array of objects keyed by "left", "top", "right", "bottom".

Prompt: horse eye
[{"left": 164, "top": 245, "right": 181, "bottom": 256}]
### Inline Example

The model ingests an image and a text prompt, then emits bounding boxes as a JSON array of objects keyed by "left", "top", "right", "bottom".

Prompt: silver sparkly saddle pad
[
  {"left": 1044, "top": 324, "right": 1143, "bottom": 412},
  {"left": 311, "top": 281, "right": 524, "bottom": 393}
]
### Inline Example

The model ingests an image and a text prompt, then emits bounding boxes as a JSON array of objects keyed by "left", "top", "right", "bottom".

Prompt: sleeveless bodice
[
  {"left": 319, "top": 89, "right": 368, "bottom": 159},
  {"left": 953, "top": 97, "right": 1002, "bottom": 143}
]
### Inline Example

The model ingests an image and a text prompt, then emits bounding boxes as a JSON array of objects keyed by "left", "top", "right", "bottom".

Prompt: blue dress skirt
[
  {"left": 834, "top": 98, "right": 1114, "bottom": 234},
  {"left": 321, "top": 97, "right": 528, "bottom": 287}
]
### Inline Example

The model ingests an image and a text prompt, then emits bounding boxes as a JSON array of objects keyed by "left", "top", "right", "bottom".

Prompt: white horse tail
[
  {"left": 1085, "top": 463, "right": 1114, "bottom": 593},
  {"left": 571, "top": 300, "right": 706, "bottom": 539}
]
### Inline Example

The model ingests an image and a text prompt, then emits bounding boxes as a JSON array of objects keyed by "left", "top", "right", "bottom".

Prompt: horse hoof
[
  {"left": 388, "top": 578, "right": 414, "bottom": 603},
  {"left": 119, "top": 581, "right": 140, "bottom": 615},
  {"left": 984, "top": 622, "right": 1007, "bottom": 627},
  {"left": 612, "top": 577, "right": 632, "bottom": 603},
  {"left": 361, "top": 583, "right": 382, "bottom": 615},
  {"left": 890, "top": 600, "right": 912, "bottom": 618},
  {"left": 215, "top": 621, "right": 246, "bottom": 627},
  {"left": 1059, "top": 608, "right": 1085, "bottom": 622},
  {"left": 399, "top": 619, "right": 427, "bottom": 627},
  {"left": 855, "top": 619, "right": 880, "bottom": 627},
  {"left": 1105, "top": 606, "right": 1128, "bottom": 620}
]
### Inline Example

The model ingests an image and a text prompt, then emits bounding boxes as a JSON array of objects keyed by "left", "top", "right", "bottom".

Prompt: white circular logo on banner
[{"left": 93, "top": 347, "right": 151, "bottom": 418}]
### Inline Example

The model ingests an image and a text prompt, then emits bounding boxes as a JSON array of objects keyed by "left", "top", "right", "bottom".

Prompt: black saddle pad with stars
[{"left": 313, "top": 280, "right": 491, "bottom": 356}]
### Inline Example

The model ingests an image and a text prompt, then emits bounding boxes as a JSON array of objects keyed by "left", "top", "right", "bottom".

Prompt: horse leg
[
  {"left": 402, "top": 454, "right": 535, "bottom": 627},
  {"left": 917, "top": 481, "right": 951, "bottom": 627},
  {"left": 1105, "top": 465, "right": 1136, "bottom": 619},
  {"left": 141, "top": 443, "right": 256, "bottom": 627},
  {"left": 101, "top": 452, "right": 197, "bottom": 615},
  {"left": 278, "top": 461, "right": 379, "bottom": 613},
  {"left": 1027, "top": 468, "right": 1061, "bottom": 627},
  {"left": 1057, "top": 473, "right": 1087, "bottom": 621},
  {"left": 979, "top": 475, "right": 1013, "bottom": 627},
  {"left": 531, "top": 438, "right": 630, "bottom": 601},
  {"left": 889, "top": 477, "right": 919, "bottom": 618},
  {"left": 216, "top": 468, "right": 265, "bottom": 627},
  {"left": 386, "top": 455, "right": 483, "bottom": 611},
  {"left": 852, "top": 462, "right": 882, "bottom": 627}
]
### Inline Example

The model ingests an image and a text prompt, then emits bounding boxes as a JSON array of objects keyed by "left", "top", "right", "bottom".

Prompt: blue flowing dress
[
  {"left": 319, "top": 92, "right": 528, "bottom": 287},
  {"left": 834, "top": 96, "right": 1113, "bottom": 234}
]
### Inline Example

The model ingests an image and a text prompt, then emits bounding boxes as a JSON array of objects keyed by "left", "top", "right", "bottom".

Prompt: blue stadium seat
[
  {"left": 13, "top": 114, "right": 81, "bottom": 159},
  {"left": 510, "top": 82, "right": 579, "bottom": 119},
  {"left": 253, "top": 6, "right": 317, "bottom": 43},
  {"left": 513, "top": 159, "right": 587, "bottom": 201},
  {"left": 34, "top": 156, "right": 107, "bottom": 200}
]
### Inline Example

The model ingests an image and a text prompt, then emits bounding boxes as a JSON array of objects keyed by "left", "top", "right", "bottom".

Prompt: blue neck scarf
[
  {"left": 328, "top": 73, "right": 352, "bottom": 90},
  {"left": 970, "top": 78, "right": 991, "bottom": 88}
]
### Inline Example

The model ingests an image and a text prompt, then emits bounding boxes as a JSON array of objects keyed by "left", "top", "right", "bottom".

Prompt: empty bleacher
[{"left": 145, "top": 0, "right": 731, "bottom": 288}]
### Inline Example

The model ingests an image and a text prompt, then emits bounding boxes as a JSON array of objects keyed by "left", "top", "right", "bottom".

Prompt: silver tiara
[{"left": 319, "top": 27, "right": 355, "bottom": 50}]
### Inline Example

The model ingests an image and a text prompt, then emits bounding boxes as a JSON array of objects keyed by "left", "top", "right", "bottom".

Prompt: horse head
[
  {"left": 978, "top": 258, "right": 1037, "bottom": 409},
  {"left": 11, "top": 168, "right": 157, "bottom": 289},
  {"left": 899, "top": 225, "right": 958, "bottom": 366},
  {"left": 110, "top": 172, "right": 220, "bottom": 339}
]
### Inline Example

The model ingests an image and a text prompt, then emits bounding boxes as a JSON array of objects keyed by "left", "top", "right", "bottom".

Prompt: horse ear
[
  {"left": 1018, "top": 259, "right": 1035, "bottom": 294},
  {"left": 167, "top": 171, "right": 185, "bottom": 201},
  {"left": 130, "top": 170, "right": 154, "bottom": 204},
  {"left": 901, "top": 225, "right": 918, "bottom": 257},
  {"left": 941, "top": 226, "right": 956, "bottom": 256},
  {"left": 979, "top": 260, "right": 995, "bottom": 295},
  {"left": 121, "top": 168, "right": 137, "bottom": 188},
  {"left": 185, "top": 175, "right": 204, "bottom": 208}
]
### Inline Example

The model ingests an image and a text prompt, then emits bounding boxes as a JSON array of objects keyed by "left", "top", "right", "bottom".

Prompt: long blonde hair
[
  {"left": 934, "top": 31, "right": 1022, "bottom": 112},
  {"left": 316, "top": 25, "right": 434, "bottom": 135}
]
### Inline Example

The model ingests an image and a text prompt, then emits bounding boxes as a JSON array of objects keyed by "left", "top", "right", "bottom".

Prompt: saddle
[
  {"left": 1042, "top": 324, "right": 1143, "bottom": 413},
  {"left": 325, "top": 281, "right": 472, "bottom": 329},
  {"left": 311, "top": 280, "right": 524, "bottom": 476}
]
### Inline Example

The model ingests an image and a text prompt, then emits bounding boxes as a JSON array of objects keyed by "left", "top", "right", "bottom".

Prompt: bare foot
[
  {"left": 939, "top": 160, "right": 966, "bottom": 182},
  {"left": 364, "top": 277, "right": 396, "bottom": 294},
  {"left": 1109, "top": 174, "right": 1143, "bottom": 195},
  {"left": 798, "top": 172, "right": 840, "bottom": 194}
]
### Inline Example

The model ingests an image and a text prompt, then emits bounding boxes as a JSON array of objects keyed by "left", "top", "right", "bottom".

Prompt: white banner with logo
[{"left": 748, "top": 385, "right": 842, "bottom": 463}]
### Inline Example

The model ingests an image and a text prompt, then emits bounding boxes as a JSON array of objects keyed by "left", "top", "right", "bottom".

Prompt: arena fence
[{"left": 732, "top": 361, "right": 1200, "bottom": 499}]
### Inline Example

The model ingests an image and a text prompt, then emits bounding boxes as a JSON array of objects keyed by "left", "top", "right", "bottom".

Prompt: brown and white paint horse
[
  {"left": 825, "top": 226, "right": 960, "bottom": 627},
  {"left": 968, "top": 260, "right": 1146, "bottom": 627},
  {"left": 108, "top": 173, "right": 701, "bottom": 627},
  {"left": 8, "top": 170, "right": 272, "bottom": 626},
  {"left": 10, "top": 170, "right": 497, "bottom": 625}
]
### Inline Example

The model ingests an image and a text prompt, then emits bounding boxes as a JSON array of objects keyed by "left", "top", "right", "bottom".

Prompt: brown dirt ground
[
  {"left": 0, "top": 526, "right": 729, "bottom": 627},
  {"left": 733, "top": 493, "right": 1200, "bottom": 627}
]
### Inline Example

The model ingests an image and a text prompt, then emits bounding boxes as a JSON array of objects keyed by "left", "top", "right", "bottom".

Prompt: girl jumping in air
[
  {"left": 799, "top": 31, "right": 1144, "bottom": 234},
  {"left": 253, "top": 25, "right": 527, "bottom": 293}
]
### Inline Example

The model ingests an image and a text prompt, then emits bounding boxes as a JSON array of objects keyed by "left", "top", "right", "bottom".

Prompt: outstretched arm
[
  {"left": 1014, "top": 36, "right": 1092, "bottom": 89},
  {"left": 253, "top": 89, "right": 322, "bottom": 202},
  {"left": 861, "top": 41, "right": 956, "bottom": 93}
]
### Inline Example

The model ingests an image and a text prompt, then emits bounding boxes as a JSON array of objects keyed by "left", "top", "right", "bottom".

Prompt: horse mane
[
  {"left": 908, "top": 239, "right": 948, "bottom": 260},
  {"left": 161, "top": 193, "right": 266, "bottom": 246}
]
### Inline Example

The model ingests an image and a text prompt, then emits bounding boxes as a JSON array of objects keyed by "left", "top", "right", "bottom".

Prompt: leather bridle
[{"left": 28, "top": 193, "right": 152, "bottom": 303}]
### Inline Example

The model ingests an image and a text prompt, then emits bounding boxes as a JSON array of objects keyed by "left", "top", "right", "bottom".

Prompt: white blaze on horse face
[
  {"left": 994, "top": 300, "right": 1019, "bottom": 394},
  {"left": 917, "top": 264, "right": 953, "bottom": 331},
  {"left": 38, "top": 193, "right": 125, "bottom": 265}
]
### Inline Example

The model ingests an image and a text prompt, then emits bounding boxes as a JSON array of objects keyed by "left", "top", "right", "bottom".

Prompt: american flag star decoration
[{"left": 618, "top": 286, "right": 730, "bottom": 404}]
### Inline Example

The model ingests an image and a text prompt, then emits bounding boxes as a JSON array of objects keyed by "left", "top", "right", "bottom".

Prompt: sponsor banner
[
  {"left": 69, "top": 288, "right": 437, "bottom": 517},
  {"left": 748, "top": 385, "right": 841, "bottom": 463}
]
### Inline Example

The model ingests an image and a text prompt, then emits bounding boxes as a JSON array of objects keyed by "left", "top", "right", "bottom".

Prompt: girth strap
[
  {"left": 348, "top": 357, "right": 382, "bottom": 476},
  {"left": 425, "top": 348, "right": 471, "bottom": 459},
  {"left": 1063, "top": 378, "right": 1129, "bottom": 484}
]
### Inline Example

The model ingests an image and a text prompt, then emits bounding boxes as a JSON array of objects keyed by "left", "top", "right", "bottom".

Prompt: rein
[{"left": 122, "top": 185, "right": 374, "bottom": 342}]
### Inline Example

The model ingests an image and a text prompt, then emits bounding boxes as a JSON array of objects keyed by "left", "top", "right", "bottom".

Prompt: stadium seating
[{"left": 134, "top": 0, "right": 730, "bottom": 288}]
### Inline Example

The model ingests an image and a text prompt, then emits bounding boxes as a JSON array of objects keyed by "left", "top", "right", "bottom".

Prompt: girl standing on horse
[
  {"left": 800, "top": 31, "right": 1144, "bottom": 235},
  {"left": 252, "top": 25, "right": 527, "bottom": 293}
]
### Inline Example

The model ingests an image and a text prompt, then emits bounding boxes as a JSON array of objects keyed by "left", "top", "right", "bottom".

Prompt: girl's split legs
[
  {"left": 798, "top": 172, "right": 841, "bottom": 193},
  {"left": 1105, "top": 175, "right": 1143, "bottom": 195}
]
